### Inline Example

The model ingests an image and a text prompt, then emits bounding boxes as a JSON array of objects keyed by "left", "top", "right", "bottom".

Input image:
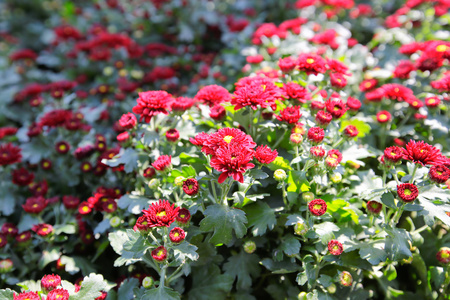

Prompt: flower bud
[
  {"left": 243, "top": 240, "right": 257, "bottom": 254},
  {"left": 294, "top": 221, "right": 308, "bottom": 235},
  {"left": 330, "top": 172, "right": 342, "bottom": 183},
  {"left": 142, "top": 276, "right": 154, "bottom": 289},
  {"left": 174, "top": 176, "right": 185, "bottom": 187},
  {"left": 327, "top": 283, "right": 337, "bottom": 293},
  {"left": 436, "top": 247, "right": 450, "bottom": 265},
  {"left": 339, "top": 271, "right": 353, "bottom": 287},
  {"left": 110, "top": 216, "right": 121, "bottom": 228},
  {"left": 0, "top": 259, "right": 13, "bottom": 273},
  {"left": 274, "top": 169, "right": 287, "bottom": 182},
  {"left": 148, "top": 178, "right": 160, "bottom": 190},
  {"left": 302, "top": 192, "right": 314, "bottom": 202},
  {"left": 290, "top": 133, "right": 303, "bottom": 145}
]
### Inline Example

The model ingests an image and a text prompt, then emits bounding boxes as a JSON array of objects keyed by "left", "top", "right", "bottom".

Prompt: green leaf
[
  {"left": 17, "top": 280, "right": 41, "bottom": 292},
  {"left": 248, "top": 169, "right": 268, "bottom": 180},
  {"left": 117, "top": 278, "right": 139, "bottom": 300},
  {"left": 268, "top": 156, "right": 292, "bottom": 171},
  {"left": 244, "top": 202, "right": 276, "bottom": 236},
  {"left": 384, "top": 226, "right": 412, "bottom": 260},
  {"left": 0, "top": 182, "right": 16, "bottom": 216},
  {"left": 419, "top": 185, "right": 450, "bottom": 202},
  {"left": 296, "top": 271, "right": 308, "bottom": 286},
  {"left": 429, "top": 266, "right": 445, "bottom": 290},
  {"left": 279, "top": 235, "right": 301, "bottom": 256},
  {"left": 141, "top": 286, "right": 180, "bottom": 300},
  {"left": 118, "top": 194, "right": 152, "bottom": 215},
  {"left": 103, "top": 148, "right": 139, "bottom": 173},
  {"left": 53, "top": 224, "right": 76, "bottom": 235},
  {"left": 38, "top": 248, "right": 60, "bottom": 269},
  {"left": 109, "top": 230, "right": 145, "bottom": 267},
  {"left": 384, "top": 264, "right": 397, "bottom": 281},
  {"left": 358, "top": 241, "right": 387, "bottom": 265},
  {"left": 381, "top": 192, "right": 396, "bottom": 209},
  {"left": 173, "top": 242, "right": 199, "bottom": 262},
  {"left": 123, "top": 229, "right": 149, "bottom": 258},
  {"left": 223, "top": 251, "right": 261, "bottom": 290},
  {"left": 260, "top": 258, "right": 301, "bottom": 274},
  {"left": 69, "top": 273, "right": 107, "bottom": 300},
  {"left": 417, "top": 196, "right": 450, "bottom": 227},
  {"left": 313, "top": 222, "right": 339, "bottom": 244},
  {"left": 341, "top": 144, "right": 375, "bottom": 166},
  {"left": 287, "top": 171, "right": 308, "bottom": 193},
  {"left": 188, "top": 264, "right": 233, "bottom": 300},
  {"left": 0, "top": 289, "right": 14, "bottom": 299},
  {"left": 199, "top": 204, "right": 247, "bottom": 245}
]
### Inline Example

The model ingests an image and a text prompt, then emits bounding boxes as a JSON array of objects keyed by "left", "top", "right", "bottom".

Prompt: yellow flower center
[
  {"left": 313, "top": 204, "right": 322, "bottom": 210},
  {"left": 379, "top": 115, "right": 387, "bottom": 121},
  {"left": 436, "top": 45, "right": 448, "bottom": 52},
  {"left": 404, "top": 189, "right": 412, "bottom": 196},
  {"left": 156, "top": 210, "right": 167, "bottom": 217},
  {"left": 306, "top": 58, "right": 315, "bottom": 64},
  {"left": 223, "top": 135, "right": 234, "bottom": 143}
]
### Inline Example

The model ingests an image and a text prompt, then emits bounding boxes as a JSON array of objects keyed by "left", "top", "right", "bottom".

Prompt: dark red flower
[
  {"left": 297, "top": 53, "right": 327, "bottom": 75},
  {"left": 0, "top": 234, "right": 7, "bottom": 248},
  {"left": 436, "top": 247, "right": 450, "bottom": 264},
  {"left": 0, "top": 143, "right": 21, "bottom": 166},
  {"left": 429, "top": 165, "right": 450, "bottom": 184},
  {"left": 0, "top": 127, "right": 18, "bottom": 140},
  {"left": 195, "top": 85, "right": 231, "bottom": 107},
  {"left": 307, "top": 127, "right": 325, "bottom": 144},
  {"left": 282, "top": 82, "right": 310, "bottom": 103},
  {"left": 183, "top": 178, "right": 199, "bottom": 196},
  {"left": 176, "top": 208, "right": 191, "bottom": 225},
  {"left": 152, "top": 155, "right": 172, "bottom": 171},
  {"left": 210, "top": 105, "right": 226, "bottom": 120},
  {"left": 151, "top": 246, "right": 167, "bottom": 262},
  {"left": 255, "top": 145, "right": 278, "bottom": 164},
  {"left": 308, "top": 199, "right": 327, "bottom": 216},
  {"left": 384, "top": 146, "right": 403, "bottom": 164},
  {"left": 22, "top": 196, "right": 48, "bottom": 214},
  {"left": 169, "top": 227, "right": 186, "bottom": 244},
  {"left": 32, "top": 223, "right": 53, "bottom": 236},
  {"left": 39, "top": 109, "right": 72, "bottom": 128},
  {"left": 12, "top": 168, "right": 34, "bottom": 186},
  {"left": 1, "top": 223, "right": 18, "bottom": 237},
  {"left": 325, "top": 98, "right": 347, "bottom": 119},
  {"left": 41, "top": 274, "right": 61, "bottom": 292},
  {"left": 142, "top": 200, "right": 180, "bottom": 228},
  {"left": 10, "top": 49, "right": 38, "bottom": 61},
  {"left": 134, "top": 215, "right": 151, "bottom": 233},
  {"left": 143, "top": 167, "right": 156, "bottom": 178},
  {"left": 47, "top": 289, "right": 69, "bottom": 300},
  {"left": 343, "top": 125, "right": 358, "bottom": 138},
  {"left": 367, "top": 201, "right": 382, "bottom": 214},
  {"left": 55, "top": 141, "right": 70, "bottom": 154},
  {"left": 325, "top": 149, "right": 342, "bottom": 169},
  {"left": 397, "top": 183, "right": 419, "bottom": 203},
  {"left": 118, "top": 113, "right": 137, "bottom": 129},
  {"left": 165, "top": 129, "right": 180, "bottom": 142},
  {"left": 29, "top": 180, "right": 48, "bottom": 196},
  {"left": 62, "top": 196, "right": 80, "bottom": 210},
  {"left": 210, "top": 141, "right": 255, "bottom": 183},
  {"left": 132, "top": 91, "right": 173, "bottom": 123},
  {"left": 328, "top": 240, "right": 344, "bottom": 255},
  {"left": 315, "top": 110, "right": 333, "bottom": 126},
  {"left": 13, "top": 291, "right": 40, "bottom": 300},
  {"left": 276, "top": 106, "right": 302, "bottom": 124},
  {"left": 15, "top": 231, "right": 31, "bottom": 244},
  {"left": 402, "top": 140, "right": 444, "bottom": 166}
]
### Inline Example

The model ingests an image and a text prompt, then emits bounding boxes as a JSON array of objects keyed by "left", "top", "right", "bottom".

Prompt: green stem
[
  {"left": 272, "top": 130, "right": 286, "bottom": 149},
  {"left": 332, "top": 137, "right": 345, "bottom": 149},
  {"left": 392, "top": 203, "right": 405, "bottom": 225},
  {"left": 412, "top": 224, "right": 429, "bottom": 235},
  {"left": 397, "top": 110, "right": 413, "bottom": 128},
  {"left": 409, "top": 164, "right": 419, "bottom": 184},
  {"left": 166, "top": 264, "right": 185, "bottom": 285},
  {"left": 148, "top": 232, "right": 159, "bottom": 245},
  {"left": 281, "top": 182, "right": 288, "bottom": 207},
  {"left": 295, "top": 145, "right": 301, "bottom": 171},
  {"left": 221, "top": 179, "right": 233, "bottom": 206},
  {"left": 159, "top": 264, "right": 167, "bottom": 287},
  {"left": 392, "top": 171, "right": 400, "bottom": 185}
]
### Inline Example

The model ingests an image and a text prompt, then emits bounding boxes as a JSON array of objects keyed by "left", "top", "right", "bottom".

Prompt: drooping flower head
[
  {"left": 308, "top": 199, "right": 327, "bottom": 216},
  {"left": 429, "top": 165, "right": 450, "bottom": 184},
  {"left": 132, "top": 90, "right": 173, "bottom": 123},
  {"left": 402, "top": 140, "right": 444, "bottom": 166},
  {"left": 328, "top": 240, "right": 343, "bottom": 255},
  {"left": 397, "top": 183, "right": 419, "bottom": 203},
  {"left": 194, "top": 85, "right": 231, "bottom": 107},
  {"left": 142, "top": 200, "right": 180, "bottom": 228}
]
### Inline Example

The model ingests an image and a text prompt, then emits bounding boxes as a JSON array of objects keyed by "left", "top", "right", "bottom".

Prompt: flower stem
[
  {"left": 295, "top": 145, "right": 301, "bottom": 171},
  {"left": 332, "top": 137, "right": 344, "bottom": 149},
  {"left": 409, "top": 164, "right": 419, "bottom": 184},
  {"left": 159, "top": 264, "right": 167, "bottom": 287},
  {"left": 272, "top": 130, "right": 286, "bottom": 149},
  {"left": 392, "top": 203, "right": 405, "bottom": 225}
]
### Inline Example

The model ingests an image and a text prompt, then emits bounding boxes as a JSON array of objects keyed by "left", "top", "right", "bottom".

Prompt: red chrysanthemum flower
[
  {"left": 402, "top": 140, "right": 445, "bottom": 166},
  {"left": 429, "top": 165, "right": 450, "bottom": 184},
  {"left": 436, "top": 247, "right": 450, "bottom": 264},
  {"left": 376, "top": 111, "right": 391, "bottom": 123},
  {"left": 365, "top": 88, "right": 385, "bottom": 102},
  {"left": 0, "top": 143, "right": 22, "bottom": 166},
  {"left": 343, "top": 125, "right": 358, "bottom": 138},
  {"left": 132, "top": 90, "right": 173, "bottom": 123},
  {"left": 359, "top": 79, "right": 378, "bottom": 92},
  {"left": 367, "top": 201, "right": 382, "bottom": 214},
  {"left": 282, "top": 82, "right": 311, "bottom": 103},
  {"left": 310, "top": 146, "right": 326, "bottom": 160},
  {"left": 171, "top": 97, "right": 196, "bottom": 112},
  {"left": 393, "top": 60, "right": 415, "bottom": 79},
  {"left": 255, "top": 145, "right": 278, "bottom": 164},
  {"left": 189, "top": 132, "right": 209, "bottom": 148},
  {"left": 142, "top": 200, "right": 180, "bottom": 228},
  {"left": 328, "top": 240, "right": 343, "bottom": 255},
  {"left": 55, "top": 141, "right": 70, "bottom": 154},
  {"left": 425, "top": 96, "right": 441, "bottom": 108},
  {"left": 62, "top": 195, "right": 80, "bottom": 210},
  {"left": 209, "top": 105, "right": 226, "bottom": 120},
  {"left": 384, "top": 146, "right": 403, "bottom": 164},
  {"left": 47, "top": 289, "right": 70, "bottom": 300},
  {"left": 78, "top": 201, "right": 92, "bottom": 215},
  {"left": 308, "top": 199, "right": 327, "bottom": 216},
  {"left": 381, "top": 84, "right": 414, "bottom": 102},
  {"left": 232, "top": 78, "right": 283, "bottom": 111},
  {"left": 176, "top": 208, "right": 191, "bottom": 225},
  {"left": 152, "top": 155, "right": 172, "bottom": 172},
  {"left": 0, "top": 234, "right": 7, "bottom": 248},
  {"left": 290, "top": 133, "right": 303, "bottom": 144},
  {"left": 397, "top": 183, "right": 419, "bottom": 203},
  {"left": 41, "top": 274, "right": 61, "bottom": 292},
  {"left": 311, "top": 100, "right": 326, "bottom": 111},
  {"left": 278, "top": 57, "right": 297, "bottom": 73},
  {"left": 315, "top": 110, "right": 333, "bottom": 127},
  {"left": 118, "top": 113, "right": 137, "bottom": 129},
  {"left": 407, "top": 98, "right": 424, "bottom": 110},
  {"left": 330, "top": 72, "right": 348, "bottom": 88},
  {"left": 165, "top": 129, "right": 180, "bottom": 142},
  {"left": 194, "top": 85, "right": 231, "bottom": 107},
  {"left": 327, "top": 59, "right": 351, "bottom": 75},
  {"left": 431, "top": 75, "right": 450, "bottom": 92},
  {"left": 32, "top": 223, "right": 53, "bottom": 236},
  {"left": 134, "top": 215, "right": 151, "bottom": 233},
  {"left": 276, "top": 106, "right": 302, "bottom": 124},
  {"left": 325, "top": 149, "right": 343, "bottom": 169},
  {"left": 183, "top": 178, "right": 199, "bottom": 196},
  {"left": 15, "top": 231, "right": 31, "bottom": 244},
  {"left": 0, "top": 127, "right": 18, "bottom": 140},
  {"left": 143, "top": 167, "right": 156, "bottom": 178},
  {"left": 22, "top": 196, "right": 48, "bottom": 214},
  {"left": 1, "top": 223, "right": 18, "bottom": 237},
  {"left": 12, "top": 168, "right": 34, "bottom": 186},
  {"left": 151, "top": 246, "right": 167, "bottom": 262},
  {"left": 210, "top": 141, "right": 255, "bottom": 183},
  {"left": 297, "top": 53, "right": 327, "bottom": 75},
  {"left": 13, "top": 291, "right": 40, "bottom": 300},
  {"left": 202, "top": 128, "right": 256, "bottom": 157},
  {"left": 39, "top": 109, "right": 72, "bottom": 128},
  {"left": 346, "top": 97, "right": 361, "bottom": 111},
  {"left": 169, "top": 227, "right": 186, "bottom": 244},
  {"left": 40, "top": 159, "right": 52, "bottom": 170},
  {"left": 307, "top": 127, "right": 325, "bottom": 144},
  {"left": 325, "top": 98, "right": 347, "bottom": 119}
]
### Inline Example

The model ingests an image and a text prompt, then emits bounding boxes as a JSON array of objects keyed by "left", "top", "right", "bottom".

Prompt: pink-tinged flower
[
  {"left": 399, "top": 42, "right": 423, "bottom": 55},
  {"left": 297, "top": 53, "right": 327, "bottom": 75},
  {"left": 62, "top": 196, "right": 80, "bottom": 210},
  {"left": 194, "top": 85, "right": 231, "bottom": 107},
  {"left": 429, "top": 165, "right": 450, "bottom": 184},
  {"left": 436, "top": 247, "right": 450, "bottom": 264},
  {"left": 327, "top": 59, "right": 350, "bottom": 75},
  {"left": 78, "top": 201, "right": 93, "bottom": 215},
  {"left": 343, "top": 125, "right": 358, "bottom": 138},
  {"left": 393, "top": 60, "right": 415, "bottom": 79},
  {"left": 171, "top": 97, "right": 195, "bottom": 112},
  {"left": 47, "top": 289, "right": 70, "bottom": 300},
  {"left": 315, "top": 110, "right": 333, "bottom": 127},
  {"left": 325, "top": 149, "right": 343, "bottom": 169},
  {"left": 132, "top": 90, "right": 173, "bottom": 123},
  {"left": 290, "top": 133, "right": 303, "bottom": 144},
  {"left": 165, "top": 129, "right": 180, "bottom": 142},
  {"left": 310, "top": 146, "right": 326, "bottom": 160},
  {"left": 32, "top": 223, "right": 53, "bottom": 236},
  {"left": 118, "top": 113, "right": 137, "bottom": 129},
  {"left": 169, "top": 227, "right": 186, "bottom": 244},
  {"left": 431, "top": 74, "right": 450, "bottom": 92},
  {"left": 311, "top": 100, "right": 325, "bottom": 111},
  {"left": 381, "top": 84, "right": 415, "bottom": 102},
  {"left": 0, "top": 143, "right": 21, "bottom": 166},
  {"left": 330, "top": 72, "right": 348, "bottom": 88},
  {"left": 282, "top": 82, "right": 310, "bottom": 103},
  {"left": 397, "top": 183, "right": 419, "bottom": 203},
  {"left": 13, "top": 291, "right": 40, "bottom": 300},
  {"left": 152, "top": 155, "right": 172, "bottom": 171},
  {"left": 402, "top": 140, "right": 445, "bottom": 166},
  {"left": 117, "top": 132, "right": 130, "bottom": 142},
  {"left": 339, "top": 271, "right": 353, "bottom": 287},
  {"left": 22, "top": 196, "right": 48, "bottom": 214},
  {"left": 365, "top": 88, "right": 384, "bottom": 102},
  {"left": 12, "top": 168, "right": 34, "bottom": 186},
  {"left": 209, "top": 105, "right": 226, "bottom": 120},
  {"left": 384, "top": 146, "right": 403, "bottom": 164},
  {"left": 0, "top": 258, "right": 13, "bottom": 273},
  {"left": 232, "top": 78, "right": 284, "bottom": 111},
  {"left": 210, "top": 142, "right": 255, "bottom": 183},
  {"left": 183, "top": 178, "right": 199, "bottom": 196},
  {"left": 190, "top": 132, "right": 209, "bottom": 148},
  {"left": 376, "top": 111, "right": 391, "bottom": 123},
  {"left": 255, "top": 145, "right": 278, "bottom": 164},
  {"left": 176, "top": 208, "right": 191, "bottom": 225},
  {"left": 151, "top": 246, "right": 167, "bottom": 262},
  {"left": 346, "top": 97, "right": 361, "bottom": 111},
  {"left": 407, "top": 98, "right": 424, "bottom": 110},
  {"left": 278, "top": 57, "right": 297, "bottom": 73},
  {"left": 359, "top": 79, "right": 378, "bottom": 92},
  {"left": 10, "top": 49, "right": 38, "bottom": 61},
  {"left": 307, "top": 127, "right": 325, "bottom": 144},
  {"left": 246, "top": 54, "right": 264, "bottom": 64},
  {"left": 325, "top": 98, "right": 347, "bottom": 119},
  {"left": 143, "top": 167, "right": 156, "bottom": 178},
  {"left": 143, "top": 200, "right": 180, "bottom": 228},
  {"left": 276, "top": 106, "right": 302, "bottom": 124},
  {"left": 425, "top": 96, "right": 440, "bottom": 108},
  {"left": 0, "top": 127, "right": 18, "bottom": 140},
  {"left": 1, "top": 223, "right": 18, "bottom": 237},
  {"left": 202, "top": 128, "right": 256, "bottom": 156},
  {"left": 367, "top": 201, "right": 382, "bottom": 214},
  {"left": 328, "top": 240, "right": 343, "bottom": 255},
  {"left": 41, "top": 274, "right": 61, "bottom": 292},
  {"left": 308, "top": 199, "right": 327, "bottom": 216}
]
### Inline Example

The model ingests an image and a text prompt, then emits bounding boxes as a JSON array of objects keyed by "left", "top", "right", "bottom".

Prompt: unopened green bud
[
  {"left": 298, "top": 292, "right": 307, "bottom": 300},
  {"left": 303, "top": 192, "right": 314, "bottom": 202},
  {"left": 330, "top": 172, "right": 342, "bottom": 183},
  {"left": 103, "top": 66, "right": 114, "bottom": 76},
  {"left": 339, "top": 271, "right": 353, "bottom": 287},
  {"left": 294, "top": 221, "right": 308, "bottom": 236},
  {"left": 142, "top": 276, "right": 154, "bottom": 289},
  {"left": 274, "top": 169, "right": 287, "bottom": 182},
  {"left": 243, "top": 240, "right": 257, "bottom": 254},
  {"left": 148, "top": 178, "right": 160, "bottom": 189},
  {"left": 327, "top": 283, "right": 336, "bottom": 293},
  {"left": 0, "top": 259, "right": 13, "bottom": 273},
  {"left": 174, "top": 176, "right": 185, "bottom": 187},
  {"left": 110, "top": 216, "right": 121, "bottom": 228}
]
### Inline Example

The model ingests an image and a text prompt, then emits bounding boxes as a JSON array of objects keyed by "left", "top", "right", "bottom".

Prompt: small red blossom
[
  {"left": 78, "top": 202, "right": 93, "bottom": 215},
  {"left": 255, "top": 145, "right": 278, "bottom": 164},
  {"left": 201, "top": 128, "right": 256, "bottom": 157},
  {"left": 425, "top": 96, "right": 441, "bottom": 108},
  {"left": 13, "top": 291, "right": 40, "bottom": 300},
  {"left": 232, "top": 78, "right": 283, "bottom": 111},
  {"left": 210, "top": 105, "right": 226, "bottom": 120},
  {"left": 325, "top": 98, "right": 347, "bottom": 119},
  {"left": 183, "top": 178, "right": 199, "bottom": 196},
  {"left": 328, "top": 240, "right": 343, "bottom": 255},
  {"left": 376, "top": 111, "right": 391, "bottom": 123},
  {"left": 143, "top": 200, "right": 180, "bottom": 228},
  {"left": 22, "top": 196, "right": 48, "bottom": 214},
  {"left": 55, "top": 141, "right": 70, "bottom": 154},
  {"left": 308, "top": 199, "right": 327, "bottom": 216},
  {"left": 397, "top": 183, "right": 419, "bottom": 203},
  {"left": 195, "top": 85, "right": 231, "bottom": 107},
  {"left": 402, "top": 140, "right": 444, "bottom": 166},
  {"left": 310, "top": 146, "right": 326, "bottom": 160},
  {"left": 176, "top": 208, "right": 191, "bottom": 225},
  {"left": 315, "top": 110, "right": 333, "bottom": 127},
  {"left": 47, "top": 289, "right": 70, "bottom": 300},
  {"left": 325, "top": 149, "right": 343, "bottom": 169},
  {"left": 143, "top": 167, "right": 156, "bottom": 178},
  {"left": 151, "top": 246, "right": 167, "bottom": 262},
  {"left": 436, "top": 247, "right": 450, "bottom": 264},
  {"left": 165, "top": 129, "right": 180, "bottom": 142},
  {"left": 429, "top": 165, "right": 450, "bottom": 184},
  {"left": 276, "top": 106, "right": 302, "bottom": 124},
  {"left": 307, "top": 127, "right": 325, "bottom": 144},
  {"left": 343, "top": 125, "right": 358, "bottom": 138},
  {"left": 169, "top": 227, "right": 186, "bottom": 244},
  {"left": 278, "top": 57, "right": 297, "bottom": 73},
  {"left": 367, "top": 201, "right": 382, "bottom": 214},
  {"left": 282, "top": 82, "right": 311, "bottom": 103},
  {"left": 297, "top": 53, "right": 327, "bottom": 75},
  {"left": 0, "top": 143, "right": 22, "bottom": 166},
  {"left": 132, "top": 90, "right": 173, "bottom": 123},
  {"left": 32, "top": 223, "right": 53, "bottom": 236},
  {"left": 118, "top": 113, "right": 137, "bottom": 129},
  {"left": 41, "top": 274, "right": 61, "bottom": 292},
  {"left": 152, "top": 155, "right": 172, "bottom": 171},
  {"left": 384, "top": 146, "right": 403, "bottom": 164},
  {"left": 346, "top": 97, "right": 361, "bottom": 111},
  {"left": 62, "top": 196, "right": 80, "bottom": 210},
  {"left": 330, "top": 72, "right": 348, "bottom": 88},
  {"left": 359, "top": 79, "right": 378, "bottom": 92},
  {"left": 171, "top": 97, "right": 196, "bottom": 112},
  {"left": 12, "top": 168, "right": 34, "bottom": 186},
  {"left": 1, "top": 223, "right": 18, "bottom": 237}
]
